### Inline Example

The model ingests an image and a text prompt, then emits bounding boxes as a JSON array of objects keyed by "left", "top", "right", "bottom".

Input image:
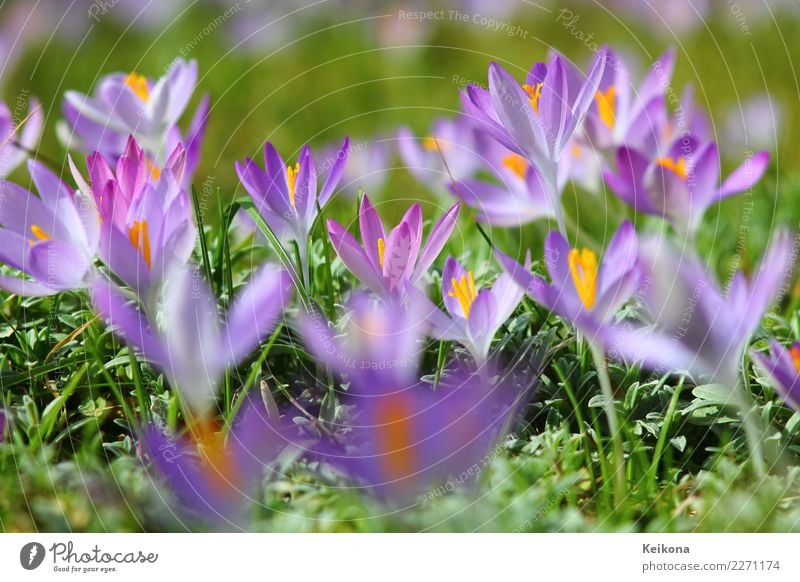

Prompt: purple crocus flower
[
  {"left": 397, "top": 116, "right": 486, "bottom": 187},
  {"left": 326, "top": 195, "right": 460, "bottom": 297},
  {"left": 606, "top": 230, "right": 794, "bottom": 386},
  {"left": 0, "top": 98, "right": 43, "bottom": 177},
  {"left": 448, "top": 144, "right": 559, "bottom": 226},
  {"left": 752, "top": 340, "right": 800, "bottom": 411},
  {"left": 332, "top": 135, "right": 392, "bottom": 196},
  {"left": 0, "top": 160, "right": 100, "bottom": 296},
  {"left": 74, "top": 137, "right": 195, "bottom": 310},
  {"left": 236, "top": 138, "right": 349, "bottom": 277},
  {"left": 411, "top": 255, "right": 527, "bottom": 364},
  {"left": 582, "top": 48, "right": 676, "bottom": 153},
  {"left": 60, "top": 58, "right": 205, "bottom": 169},
  {"left": 461, "top": 51, "right": 606, "bottom": 232},
  {"left": 140, "top": 396, "right": 294, "bottom": 528},
  {"left": 497, "top": 220, "right": 642, "bottom": 345},
  {"left": 298, "top": 292, "right": 427, "bottom": 392},
  {"left": 92, "top": 264, "right": 293, "bottom": 417},
  {"left": 604, "top": 139, "right": 769, "bottom": 237},
  {"left": 316, "top": 365, "right": 522, "bottom": 504}
]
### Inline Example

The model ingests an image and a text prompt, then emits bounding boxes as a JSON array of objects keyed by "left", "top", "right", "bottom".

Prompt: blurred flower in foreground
[
  {"left": 327, "top": 195, "right": 459, "bottom": 297},
  {"left": 604, "top": 139, "right": 769, "bottom": 238},
  {"left": 298, "top": 292, "right": 426, "bottom": 391},
  {"left": 316, "top": 364, "right": 524, "bottom": 504},
  {"left": 752, "top": 340, "right": 800, "bottom": 411},
  {"left": 497, "top": 220, "right": 642, "bottom": 344},
  {"left": 141, "top": 396, "right": 293, "bottom": 528},
  {"left": 607, "top": 230, "right": 794, "bottom": 386},
  {"left": 0, "top": 98, "right": 43, "bottom": 177},
  {"left": 59, "top": 57, "right": 208, "bottom": 180},
  {"left": 411, "top": 255, "right": 527, "bottom": 364},
  {"left": 74, "top": 138, "right": 195, "bottom": 311},
  {"left": 462, "top": 51, "right": 606, "bottom": 233},
  {"left": 236, "top": 138, "right": 349, "bottom": 278},
  {"left": 397, "top": 117, "right": 486, "bottom": 187},
  {"left": 0, "top": 160, "right": 99, "bottom": 296},
  {"left": 92, "top": 265, "right": 292, "bottom": 418}
]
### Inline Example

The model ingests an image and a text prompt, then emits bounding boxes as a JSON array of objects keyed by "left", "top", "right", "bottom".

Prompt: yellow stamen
[
  {"left": 656, "top": 156, "right": 688, "bottom": 180},
  {"left": 192, "top": 419, "right": 240, "bottom": 496},
  {"left": 128, "top": 220, "right": 152, "bottom": 270},
  {"left": 568, "top": 248, "right": 598, "bottom": 310},
  {"left": 571, "top": 142, "right": 582, "bottom": 159},
  {"left": 522, "top": 82, "right": 544, "bottom": 114},
  {"left": 124, "top": 72, "right": 149, "bottom": 102},
  {"left": 595, "top": 85, "right": 617, "bottom": 130},
  {"left": 422, "top": 136, "right": 446, "bottom": 152},
  {"left": 790, "top": 345, "right": 800, "bottom": 375},
  {"left": 501, "top": 153, "right": 528, "bottom": 179},
  {"left": 448, "top": 271, "right": 478, "bottom": 318},
  {"left": 377, "top": 237, "right": 386, "bottom": 269},
  {"left": 286, "top": 163, "right": 300, "bottom": 208},
  {"left": 29, "top": 224, "right": 52, "bottom": 246},
  {"left": 145, "top": 158, "right": 161, "bottom": 180}
]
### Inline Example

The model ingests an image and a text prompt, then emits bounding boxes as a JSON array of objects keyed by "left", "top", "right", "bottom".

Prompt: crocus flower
[
  {"left": 0, "top": 160, "right": 99, "bottom": 296},
  {"left": 0, "top": 98, "right": 43, "bottom": 177},
  {"left": 316, "top": 365, "right": 523, "bottom": 504},
  {"left": 411, "top": 255, "right": 527, "bottom": 364},
  {"left": 752, "top": 340, "right": 800, "bottom": 411},
  {"left": 581, "top": 48, "right": 676, "bottom": 153},
  {"left": 497, "top": 220, "right": 642, "bottom": 345},
  {"left": 606, "top": 230, "right": 794, "bottom": 386},
  {"left": 604, "top": 139, "right": 769, "bottom": 237},
  {"left": 75, "top": 138, "right": 195, "bottom": 310},
  {"left": 140, "top": 396, "right": 294, "bottom": 528},
  {"left": 236, "top": 138, "right": 349, "bottom": 277},
  {"left": 60, "top": 58, "right": 203, "bottom": 166},
  {"left": 326, "top": 195, "right": 459, "bottom": 297},
  {"left": 448, "top": 144, "right": 559, "bottom": 226},
  {"left": 298, "top": 292, "right": 427, "bottom": 392},
  {"left": 724, "top": 94, "right": 782, "bottom": 153},
  {"left": 92, "top": 264, "right": 293, "bottom": 417},
  {"left": 397, "top": 116, "right": 486, "bottom": 187},
  {"left": 461, "top": 52, "right": 606, "bottom": 231}
]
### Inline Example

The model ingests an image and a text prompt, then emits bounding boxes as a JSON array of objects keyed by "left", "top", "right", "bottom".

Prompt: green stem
[
  {"left": 589, "top": 341, "right": 626, "bottom": 508},
  {"left": 732, "top": 380, "right": 766, "bottom": 477},
  {"left": 647, "top": 376, "right": 685, "bottom": 494}
]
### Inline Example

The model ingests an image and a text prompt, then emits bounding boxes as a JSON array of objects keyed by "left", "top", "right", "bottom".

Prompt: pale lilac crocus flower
[
  {"left": 236, "top": 138, "right": 349, "bottom": 283},
  {"left": 604, "top": 138, "right": 769, "bottom": 238},
  {"left": 411, "top": 255, "right": 527, "bottom": 364},
  {"left": 751, "top": 340, "right": 800, "bottom": 412},
  {"left": 73, "top": 137, "right": 195, "bottom": 311},
  {"left": 607, "top": 230, "right": 794, "bottom": 387},
  {"left": 397, "top": 116, "right": 487, "bottom": 188},
  {"left": 498, "top": 220, "right": 642, "bottom": 500},
  {"left": 0, "top": 98, "right": 44, "bottom": 177},
  {"left": 60, "top": 58, "right": 205, "bottom": 170},
  {"left": 326, "top": 194, "right": 459, "bottom": 297},
  {"left": 0, "top": 160, "right": 99, "bottom": 296},
  {"left": 461, "top": 51, "right": 607, "bottom": 233},
  {"left": 92, "top": 264, "right": 293, "bottom": 418},
  {"left": 497, "top": 220, "right": 642, "bottom": 345}
]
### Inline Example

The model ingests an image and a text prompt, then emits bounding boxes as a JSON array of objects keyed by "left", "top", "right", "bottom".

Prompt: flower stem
[
  {"left": 589, "top": 341, "right": 626, "bottom": 508},
  {"left": 732, "top": 380, "right": 766, "bottom": 477}
]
